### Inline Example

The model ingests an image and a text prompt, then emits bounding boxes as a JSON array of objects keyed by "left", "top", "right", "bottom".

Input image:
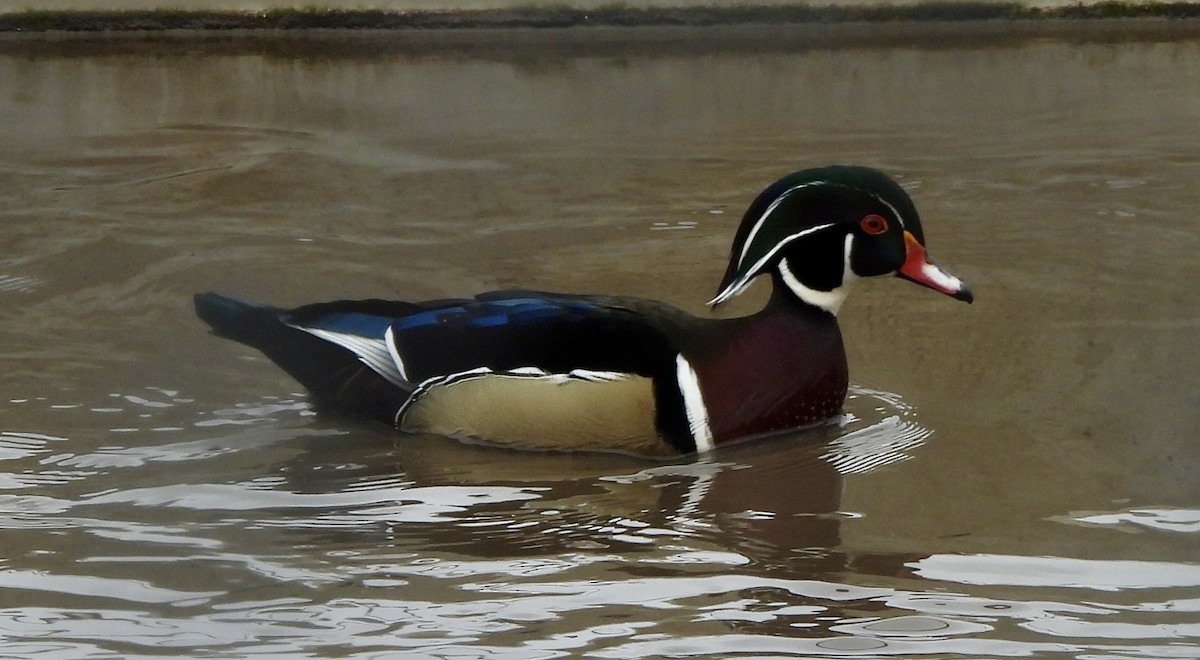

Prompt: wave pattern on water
[
  {"left": 0, "top": 273, "right": 44, "bottom": 293},
  {"left": 0, "top": 385, "right": 1194, "bottom": 656},
  {"left": 2, "top": 32, "right": 1199, "bottom": 657}
]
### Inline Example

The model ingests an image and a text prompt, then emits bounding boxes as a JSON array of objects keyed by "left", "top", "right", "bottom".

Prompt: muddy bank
[
  {"left": 3, "top": 2, "right": 1200, "bottom": 33},
  {"left": 2, "top": 14, "right": 1200, "bottom": 63}
]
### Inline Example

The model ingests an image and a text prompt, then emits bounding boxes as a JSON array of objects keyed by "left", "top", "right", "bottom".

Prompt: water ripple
[
  {"left": 1063, "top": 508, "right": 1200, "bottom": 534},
  {"left": 0, "top": 431, "right": 65, "bottom": 461},
  {"left": 911, "top": 554, "right": 1200, "bottom": 592},
  {"left": 0, "top": 273, "right": 45, "bottom": 293},
  {"left": 0, "top": 569, "right": 222, "bottom": 606},
  {"left": 820, "top": 413, "right": 931, "bottom": 475},
  {"left": 82, "top": 481, "right": 545, "bottom": 522}
]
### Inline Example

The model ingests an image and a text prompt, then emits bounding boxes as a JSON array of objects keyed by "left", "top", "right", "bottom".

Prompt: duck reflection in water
[{"left": 272, "top": 394, "right": 927, "bottom": 571}]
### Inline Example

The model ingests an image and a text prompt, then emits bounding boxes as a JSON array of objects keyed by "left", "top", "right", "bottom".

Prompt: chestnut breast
[{"left": 692, "top": 309, "right": 848, "bottom": 443}]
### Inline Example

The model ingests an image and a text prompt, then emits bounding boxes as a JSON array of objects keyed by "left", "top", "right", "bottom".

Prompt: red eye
[{"left": 860, "top": 214, "right": 888, "bottom": 235}]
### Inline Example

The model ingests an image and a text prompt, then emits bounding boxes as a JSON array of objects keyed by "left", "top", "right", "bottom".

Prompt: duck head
[{"left": 710, "top": 165, "right": 973, "bottom": 314}]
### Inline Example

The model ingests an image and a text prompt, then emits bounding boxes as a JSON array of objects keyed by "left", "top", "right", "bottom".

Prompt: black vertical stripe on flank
[{"left": 653, "top": 375, "right": 696, "bottom": 455}]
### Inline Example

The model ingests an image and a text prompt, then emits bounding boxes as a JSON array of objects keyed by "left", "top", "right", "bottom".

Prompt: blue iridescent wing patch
[
  {"left": 292, "top": 311, "right": 395, "bottom": 338},
  {"left": 389, "top": 296, "right": 670, "bottom": 383}
]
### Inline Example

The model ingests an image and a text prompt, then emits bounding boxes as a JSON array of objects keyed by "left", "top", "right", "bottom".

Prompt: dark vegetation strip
[{"left": 2, "top": 2, "right": 1200, "bottom": 32}]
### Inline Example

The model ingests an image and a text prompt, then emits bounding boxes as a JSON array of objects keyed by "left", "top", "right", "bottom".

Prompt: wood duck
[{"left": 195, "top": 165, "right": 971, "bottom": 456}]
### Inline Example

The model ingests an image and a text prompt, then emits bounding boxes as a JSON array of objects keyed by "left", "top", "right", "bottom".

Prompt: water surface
[{"left": 1, "top": 26, "right": 1198, "bottom": 657}]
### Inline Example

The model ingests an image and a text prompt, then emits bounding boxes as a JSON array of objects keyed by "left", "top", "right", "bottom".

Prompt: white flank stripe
[
  {"left": 396, "top": 367, "right": 491, "bottom": 427},
  {"left": 384, "top": 325, "right": 409, "bottom": 382},
  {"left": 568, "top": 369, "right": 628, "bottom": 382},
  {"left": 674, "top": 354, "right": 714, "bottom": 453},
  {"left": 295, "top": 327, "right": 407, "bottom": 387},
  {"left": 509, "top": 366, "right": 549, "bottom": 376}
]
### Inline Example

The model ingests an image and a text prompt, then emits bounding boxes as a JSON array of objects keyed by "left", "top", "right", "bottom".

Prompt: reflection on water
[
  {"left": 1, "top": 26, "right": 1199, "bottom": 657},
  {"left": 7, "top": 384, "right": 1194, "bottom": 656},
  {"left": 911, "top": 554, "right": 1200, "bottom": 591}
]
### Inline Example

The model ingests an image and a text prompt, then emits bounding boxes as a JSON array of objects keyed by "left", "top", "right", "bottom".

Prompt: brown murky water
[{"left": 2, "top": 24, "right": 1199, "bottom": 657}]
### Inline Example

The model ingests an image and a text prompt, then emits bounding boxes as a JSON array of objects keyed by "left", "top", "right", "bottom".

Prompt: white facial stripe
[
  {"left": 742, "top": 182, "right": 908, "bottom": 264},
  {"left": 778, "top": 259, "right": 850, "bottom": 315},
  {"left": 714, "top": 179, "right": 910, "bottom": 307},
  {"left": 710, "top": 221, "right": 838, "bottom": 306},
  {"left": 675, "top": 354, "right": 714, "bottom": 453},
  {"left": 738, "top": 181, "right": 826, "bottom": 265},
  {"left": 872, "top": 193, "right": 908, "bottom": 229}
]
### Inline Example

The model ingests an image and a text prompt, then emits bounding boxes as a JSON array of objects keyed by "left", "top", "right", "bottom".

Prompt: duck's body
[
  {"left": 196, "top": 165, "right": 971, "bottom": 455},
  {"left": 195, "top": 285, "right": 845, "bottom": 455}
]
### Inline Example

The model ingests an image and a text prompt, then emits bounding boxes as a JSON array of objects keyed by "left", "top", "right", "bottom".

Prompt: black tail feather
[
  {"left": 194, "top": 292, "right": 283, "bottom": 348},
  {"left": 193, "top": 292, "right": 410, "bottom": 423}
]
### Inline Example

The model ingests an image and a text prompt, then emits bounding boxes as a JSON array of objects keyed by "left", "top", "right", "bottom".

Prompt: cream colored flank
[{"left": 399, "top": 373, "right": 674, "bottom": 456}]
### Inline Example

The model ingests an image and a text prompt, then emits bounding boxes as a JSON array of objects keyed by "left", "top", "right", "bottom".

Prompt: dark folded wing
[
  {"left": 388, "top": 293, "right": 682, "bottom": 384},
  {"left": 213, "top": 290, "right": 703, "bottom": 452},
  {"left": 278, "top": 291, "right": 689, "bottom": 386}
]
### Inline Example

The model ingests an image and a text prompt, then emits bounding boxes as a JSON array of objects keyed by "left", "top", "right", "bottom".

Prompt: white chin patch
[
  {"left": 777, "top": 235, "right": 856, "bottom": 315},
  {"left": 779, "top": 261, "right": 848, "bottom": 315}
]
